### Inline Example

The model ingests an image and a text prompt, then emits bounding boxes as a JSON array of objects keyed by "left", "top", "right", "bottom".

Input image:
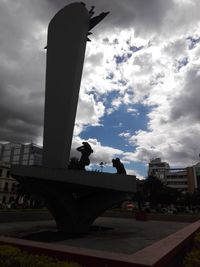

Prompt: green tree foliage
[
  {"left": 184, "top": 231, "right": 200, "bottom": 267},
  {"left": 143, "top": 175, "right": 179, "bottom": 207},
  {"left": 180, "top": 192, "right": 200, "bottom": 207}
]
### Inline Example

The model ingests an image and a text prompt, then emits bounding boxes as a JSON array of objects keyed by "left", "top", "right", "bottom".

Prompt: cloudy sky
[{"left": 0, "top": 0, "right": 200, "bottom": 178}]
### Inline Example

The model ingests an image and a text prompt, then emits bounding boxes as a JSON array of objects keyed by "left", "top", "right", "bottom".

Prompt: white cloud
[
  {"left": 75, "top": 92, "right": 105, "bottom": 132},
  {"left": 70, "top": 137, "right": 123, "bottom": 165},
  {"left": 126, "top": 168, "right": 145, "bottom": 180},
  {"left": 119, "top": 132, "right": 131, "bottom": 138},
  {"left": 1, "top": 0, "right": 200, "bottom": 173},
  {"left": 127, "top": 108, "right": 139, "bottom": 116}
]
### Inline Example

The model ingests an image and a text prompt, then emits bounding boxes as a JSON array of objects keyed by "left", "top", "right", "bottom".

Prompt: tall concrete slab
[{"left": 43, "top": 3, "right": 89, "bottom": 168}]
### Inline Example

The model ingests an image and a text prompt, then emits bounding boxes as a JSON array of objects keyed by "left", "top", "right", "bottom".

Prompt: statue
[
  {"left": 11, "top": 3, "right": 136, "bottom": 234},
  {"left": 77, "top": 142, "right": 93, "bottom": 170},
  {"left": 112, "top": 158, "right": 127, "bottom": 174}
]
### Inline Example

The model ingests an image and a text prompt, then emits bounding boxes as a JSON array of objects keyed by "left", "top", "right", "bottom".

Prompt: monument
[{"left": 11, "top": 2, "right": 136, "bottom": 234}]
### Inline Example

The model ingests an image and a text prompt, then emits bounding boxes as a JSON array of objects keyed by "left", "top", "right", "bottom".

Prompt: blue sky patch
[
  {"left": 114, "top": 54, "right": 128, "bottom": 64},
  {"left": 129, "top": 45, "right": 144, "bottom": 53},
  {"left": 186, "top": 36, "right": 200, "bottom": 49},
  {"left": 177, "top": 57, "right": 189, "bottom": 71},
  {"left": 81, "top": 103, "right": 149, "bottom": 152},
  {"left": 106, "top": 72, "right": 114, "bottom": 79}
]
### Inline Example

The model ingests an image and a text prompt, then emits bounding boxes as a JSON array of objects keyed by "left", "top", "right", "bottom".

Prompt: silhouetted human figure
[
  {"left": 77, "top": 142, "right": 93, "bottom": 170},
  {"left": 112, "top": 158, "right": 126, "bottom": 174}
]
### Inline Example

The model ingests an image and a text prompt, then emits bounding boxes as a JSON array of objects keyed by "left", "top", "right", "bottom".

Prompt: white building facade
[
  {"left": 148, "top": 158, "right": 200, "bottom": 193},
  {"left": 148, "top": 158, "right": 170, "bottom": 180},
  {"left": 0, "top": 143, "right": 42, "bottom": 205},
  {"left": 0, "top": 161, "right": 18, "bottom": 205},
  {"left": 0, "top": 142, "right": 42, "bottom": 166}
]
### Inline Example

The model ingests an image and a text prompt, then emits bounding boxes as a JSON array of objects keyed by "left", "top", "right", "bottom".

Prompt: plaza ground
[{"left": 0, "top": 216, "right": 189, "bottom": 255}]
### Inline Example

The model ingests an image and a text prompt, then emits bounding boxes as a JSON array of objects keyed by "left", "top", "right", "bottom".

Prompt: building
[
  {"left": 193, "top": 162, "right": 200, "bottom": 190},
  {"left": 165, "top": 168, "right": 188, "bottom": 192},
  {"left": 148, "top": 158, "right": 170, "bottom": 180},
  {"left": 0, "top": 142, "right": 42, "bottom": 166},
  {"left": 0, "top": 161, "right": 18, "bottom": 205},
  {"left": 0, "top": 142, "right": 42, "bottom": 205},
  {"left": 148, "top": 158, "right": 200, "bottom": 193},
  {"left": 165, "top": 164, "right": 200, "bottom": 193}
]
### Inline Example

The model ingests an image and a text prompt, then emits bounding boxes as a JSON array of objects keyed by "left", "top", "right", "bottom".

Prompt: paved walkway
[
  {"left": 0, "top": 220, "right": 56, "bottom": 237},
  {"left": 0, "top": 217, "right": 189, "bottom": 254},
  {"left": 56, "top": 217, "right": 189, "bottom": 254}
]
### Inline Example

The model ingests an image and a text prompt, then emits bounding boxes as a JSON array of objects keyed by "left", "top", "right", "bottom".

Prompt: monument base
[{"left": 11, "top": 165, "right": 136, "bottom": 233}]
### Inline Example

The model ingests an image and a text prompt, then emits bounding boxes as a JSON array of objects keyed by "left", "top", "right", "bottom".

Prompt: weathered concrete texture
[{"left": 43, "top": 3, "right": 89, "bottom": 168}]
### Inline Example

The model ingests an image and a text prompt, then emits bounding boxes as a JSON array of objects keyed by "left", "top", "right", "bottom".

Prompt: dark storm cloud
[
  {"left": 0, "top": 0, "right": 190, "bottom": 145},
  {"left": 0, "top": 80, "right": 44, "bottom": 142},
  {"left": 170, "top": 69, "right": 200, "bottom": 122},
  {"left": 1, "top": 0, "right": 175, "bottom": 143},
  {"left": 0, "top": 1, "right": 48, "bottom": 143},
  {"left": 46, "top": 0, "right": 175, "bottom": 36}
]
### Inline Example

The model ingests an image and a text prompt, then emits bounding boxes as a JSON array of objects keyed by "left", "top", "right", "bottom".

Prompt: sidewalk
[{"left": 0, "top": 217, "right": 189, "bottom": 254}]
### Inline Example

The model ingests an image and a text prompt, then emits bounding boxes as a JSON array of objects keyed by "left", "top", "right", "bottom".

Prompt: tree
[
  {"left": 143, "top": 175, "right": 180, "bottom": 207},
  {"left": 143, "top": 175, "right": 164, "bottom": 207}
]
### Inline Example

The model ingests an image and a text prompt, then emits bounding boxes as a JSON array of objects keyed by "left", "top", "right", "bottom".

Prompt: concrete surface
[
  {"left": 0, "top": 217, "right": 189, "bottom": 255},
  {"left": 11, "top": 165, "right": 136, "bottom": 192},
  {"left": 56, "top": 217, "right": 189, "bottom": 254}
]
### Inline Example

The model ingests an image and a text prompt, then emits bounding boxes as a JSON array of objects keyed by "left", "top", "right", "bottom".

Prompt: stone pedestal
[
  {"left": 11, "top": 165, "right": 136, "bottom": 233},
  {"left": 11, "top": 3, "right": 137, "bottom": 234}
]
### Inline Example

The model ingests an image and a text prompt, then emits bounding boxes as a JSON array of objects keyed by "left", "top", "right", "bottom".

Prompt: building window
[
  {"left": 2, "top": 157, "right": 10, "bottom": 162},
  {"left": 13, "top": 148, "right": 20, "bottom": 155},
  {"left": 167, "top": 181, "right": 188, "bottom": 185},
  {"left": 4, "top": 150, "right": 11, "bottom": 156},
  {"left": 4, "top": 182, "right": 8, "bottom": 192},
  {"left": 0, "top": 169, "right": 2, "bottom": 177},
  {"left": 13, "top": 155, "right": 20, "bottom": 161},
  {"left": 23, "top": 154, "right": 29, "bottom": 160},
  {"left": 2, "top": 196, "right": 6, "bottom": 203},
  {"left": 6, "top": 171, "right": 10, "bottom": 178},
  {"left": 11, "top": 183, "right": 16, "bottom": 193},
  {"left": 24, "top": 147, "right": 30, "bottom": 153}
]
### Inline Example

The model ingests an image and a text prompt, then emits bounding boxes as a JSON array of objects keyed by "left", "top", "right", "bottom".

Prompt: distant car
[
  {"left": 121, "top": 201, "right": 135, "bottom": 211},
  {"left": 161, "top": 208, "right": 168, "bottom": 213},
  {"left": 126, "top": 203, "right": 134, "bottom": 211}
]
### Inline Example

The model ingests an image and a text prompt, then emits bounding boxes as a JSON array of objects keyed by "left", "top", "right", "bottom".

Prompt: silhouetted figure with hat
[
  {"left": 77, "top": 142, "right": 93, "bottom": 170},
  {"left": 112, "top": 158, "right": 126, "bottom": 174}
]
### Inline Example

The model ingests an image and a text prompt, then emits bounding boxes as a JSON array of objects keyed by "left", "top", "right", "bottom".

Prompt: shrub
[
  {"left": 184, "top": 249, "right": 200, "bottom": 267},
  {"left": 194, "top": 232, "right": 200, "bottom": 249},
  {"left": 184, "top": 231, "right": 200, "bottom": 267},
  {"left": 0, "top": 245, "right": 82, "bottom": 267}
]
